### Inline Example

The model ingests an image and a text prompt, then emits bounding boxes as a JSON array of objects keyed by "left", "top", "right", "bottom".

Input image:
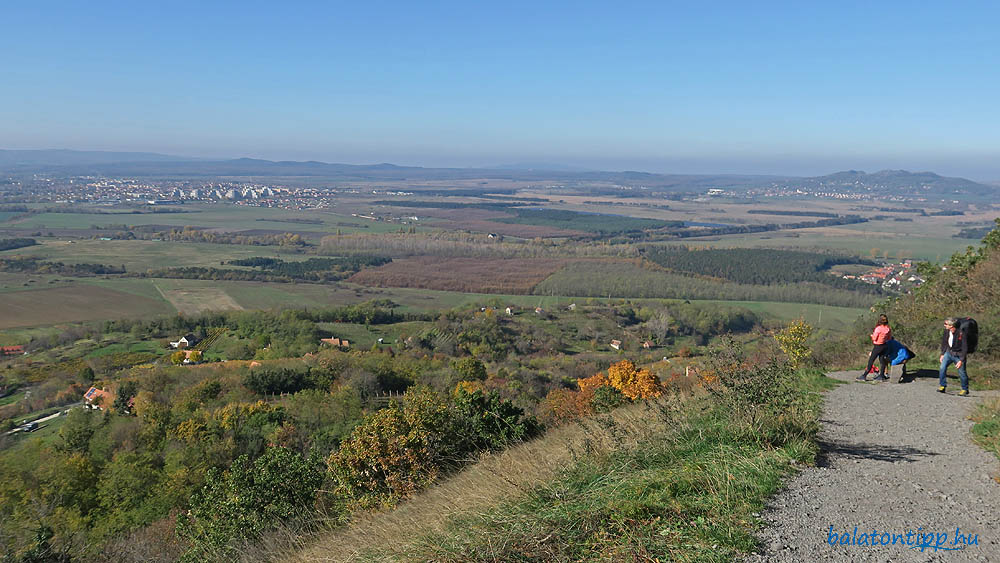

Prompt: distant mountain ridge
[
  {"left": 774, "top": 169, "right": 994, "bottom": 197},
  {"left": 0, "top": 150, "right": 993, "bottom": 197},
  {"left": 0, "top": 150, "right": 782, "bottom": 188}
]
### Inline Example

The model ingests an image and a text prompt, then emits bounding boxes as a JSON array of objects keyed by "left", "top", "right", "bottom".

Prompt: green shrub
[
  {"left": 591, "top": 385, "right": 627, "bottom": 413},
  {"left": 327, "top": 386, "right": 455, "bottom": 509},
  {"left": 177, "top": 446, "right": 324, "bottom": 558},
  {"left": 453, "top": 389, "right": 540, "bottom": 451}
]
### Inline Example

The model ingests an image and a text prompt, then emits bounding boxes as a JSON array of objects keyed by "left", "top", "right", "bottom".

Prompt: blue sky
[{"left": 3, "top": 1, "right": 1000, "bottom": 178}]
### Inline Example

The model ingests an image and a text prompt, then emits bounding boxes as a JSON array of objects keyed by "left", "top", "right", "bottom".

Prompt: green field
[
  {"left": 84, "top": 340, "right": 162, "bottom": 358},
  {"left": 0, "top": 271, "right": 865, "bottom": 333},
  {"left": 2, "top": 239, "right": 310, "bottom": 271},
  {"left": 685, "top": 299, "right": 863, "bottom": 331},
  {"left": 5, "top": 205, "right": 421, "bottom": 235},
  {"left": 496, "top": 208, "right": 673, "bottom": 233},
  {"left": 0, "top": 325, "right": 63, "bottom": 346},
  {"left": 686, "top": 228, "right": 972, "bottom": 262},
  {"left": 0, "top": 283, "right": 174, "bottom": 330},
  {"left": 0, "top": 272, "right": 71, "bottom": 294},
  {"left": 0, "top": 392, "right": 24, "bottom": 407}
]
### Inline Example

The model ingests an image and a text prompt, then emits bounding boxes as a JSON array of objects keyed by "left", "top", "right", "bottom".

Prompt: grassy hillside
[{"left": 280, "top": 350, "right": 836, "bottom": 562}]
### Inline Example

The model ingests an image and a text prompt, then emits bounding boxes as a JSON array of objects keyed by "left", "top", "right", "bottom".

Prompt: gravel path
[{"left": 744, "top": 370, "right": 1000, "bottom": 562}]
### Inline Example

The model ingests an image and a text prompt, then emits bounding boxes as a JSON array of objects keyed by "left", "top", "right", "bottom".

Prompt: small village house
[
  {"left": 0, "top": 345, "right": 25, "bottom": 357},
  {"left": 169, "top": 334, "right": 201, "bottom": 349},
  {"left": 83, "top": 387, "right": 113, "bottom": 409}
]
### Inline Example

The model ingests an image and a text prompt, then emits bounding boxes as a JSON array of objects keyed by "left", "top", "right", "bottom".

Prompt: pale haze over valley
[{"left": 2, "top": 2, "right": 1000, "bottom": 180}]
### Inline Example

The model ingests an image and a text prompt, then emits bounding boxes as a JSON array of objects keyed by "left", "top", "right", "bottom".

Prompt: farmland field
[
  {"left": 494, "top": 208, "right": 676, "bottom": 234},
  {"left": 534, "top": 260, "right": 872, "bottom": 307},
  {"left": 0, "top": 263, "right": 873, "bottom": 331},
  {"left": 0, "top": 270, "right": 865, "bottom": 333},
  {"left": 685, "top": 299, "right": 863, "bottom": 331},
  {"left": 153, "top": 283, "right": 244, "bottom": 314},
  {"left": 3, "top": 205, "right": 422, "bottom": 235},
  {"left": 88, "top": 278, "right": 370, "bottom": 311},
  {"left": 3, "top": 239, "right": 310, "bottom": 271},
  {"left": 682, "top": 227, "right": 974, "bottom": 262},
  {"left": 0, "top": 284, "right": 174, "bottom": 329},
  {"left": 348, "top": 257, "right": 568, "bottom": 293},
  {"left": 427, "top": 218, "right": 585, "bottom": 238}
]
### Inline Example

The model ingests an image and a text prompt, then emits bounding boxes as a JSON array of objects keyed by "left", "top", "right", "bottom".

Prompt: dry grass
[
  {"left": 276, "top": 394, "right": 688, "bottom": 563},
  {"left": 154, "top": 284, "right": 244, "bottom": 314}
]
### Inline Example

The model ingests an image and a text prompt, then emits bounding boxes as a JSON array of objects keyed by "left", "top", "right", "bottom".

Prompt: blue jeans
[{"left": 939, "top": 351, "right": 969, "bottom": 390}]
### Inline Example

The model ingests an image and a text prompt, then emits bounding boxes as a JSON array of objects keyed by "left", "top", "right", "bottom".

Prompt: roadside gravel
[{"left": 744, "top": 370, "right": 1000, "bottom": 562}]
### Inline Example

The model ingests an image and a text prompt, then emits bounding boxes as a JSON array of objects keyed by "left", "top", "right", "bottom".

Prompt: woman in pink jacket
[{"left": 858, "top": 314, "right": 892, "bottom": 382}]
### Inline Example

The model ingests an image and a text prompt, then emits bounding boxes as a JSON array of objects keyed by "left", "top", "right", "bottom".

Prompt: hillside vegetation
[
  {"left": 283, "top": 341, "right": 835, "bottom": 562},
  {"left": 0, "top": 296, "right": 775, "bottom": 561}
]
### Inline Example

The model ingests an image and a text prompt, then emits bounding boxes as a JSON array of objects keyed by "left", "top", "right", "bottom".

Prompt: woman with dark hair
[{"left": 858, "top": 314, "right": 892, "bottom": 382}]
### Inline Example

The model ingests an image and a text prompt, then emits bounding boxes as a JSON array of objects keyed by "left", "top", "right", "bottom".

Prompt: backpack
[{"left": 958, "top": 317, "right": 979, "bottom": 354}]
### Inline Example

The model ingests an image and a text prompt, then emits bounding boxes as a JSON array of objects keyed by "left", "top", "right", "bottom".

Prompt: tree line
[
  {"left": 0, "top": 256, "right": 125, "bottom": 275},
  {"left": 534, "top": 261, "right": 878, "bottom": 308},
  {"left": 319, "top": 232, "right": 640, "bottom": 259},
  {"left": 641, "top": 247, "right": 880, "bottom": 291},
  {"left": 0, "top": 238, "right": 37, "bottom": 251},
  {"left": 99, "top": 225, "right": 309, "bottom": 247},
  {"left": 142, "top": 255, "right": 390, "bottom": 283}
]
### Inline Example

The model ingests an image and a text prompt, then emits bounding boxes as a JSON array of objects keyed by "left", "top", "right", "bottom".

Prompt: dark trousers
[{"left": 864, "top": 343, "right": 889, "bottom": 376}]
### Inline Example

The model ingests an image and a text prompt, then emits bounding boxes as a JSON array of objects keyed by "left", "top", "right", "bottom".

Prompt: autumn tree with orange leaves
[
  {"left": 539, "top": 360, "right": 664, "bottom": 425},
  {"left": 606, "top": 359, "right": 663, "bottom": 400}
]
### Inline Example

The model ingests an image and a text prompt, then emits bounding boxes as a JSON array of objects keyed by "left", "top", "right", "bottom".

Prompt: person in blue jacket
[{"left": 886, "top": 338, "right": 915, "bottom": 383}]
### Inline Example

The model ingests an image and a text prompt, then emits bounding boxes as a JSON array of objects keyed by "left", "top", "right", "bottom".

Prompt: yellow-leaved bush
[
  {"left": 539, "top": 360, "right": 663, "bottom": 426},
  {"left": 773, "top": 319, "right": 813, "bottom": 368}
]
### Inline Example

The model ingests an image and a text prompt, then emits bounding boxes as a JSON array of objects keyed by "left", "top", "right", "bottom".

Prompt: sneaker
[
  {"left": 958, "top": 389, "right": 970, "bottom": 397},
  {"left": 877, "top": 375, "right": 889, "bottom": 381},
  {"left": 937, "top": 386, "right": 947, "bottom": 393},
  {"left": 856, "top": 374, "right": 869, "bottom": 382}
]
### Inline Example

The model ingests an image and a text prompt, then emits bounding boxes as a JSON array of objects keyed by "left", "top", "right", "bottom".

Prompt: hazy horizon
[
  {"left": 4, "top": 2, "right": 1000, "bottom": 181},
  {"left": 4, "top": 147, "right": 1000, "bottom": 182}
]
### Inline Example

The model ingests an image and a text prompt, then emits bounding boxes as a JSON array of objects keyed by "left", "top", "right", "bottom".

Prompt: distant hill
[
  {"left": 0, "top": 153, "right": 784, "bottom": 189},
  {"left": 767, "top": 169, "right": 995, "bottom": 198},
  {"left": 1, "top": 150, "right": 994, "bottom": 199}
]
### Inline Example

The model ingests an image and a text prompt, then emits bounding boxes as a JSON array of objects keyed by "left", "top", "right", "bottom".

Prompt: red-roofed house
[
  {"left": 83, "top": 387, "right": 113, "bottom": 409},
  {"left": 0, "top": 345, "right": 25, "bottom": 356}
]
